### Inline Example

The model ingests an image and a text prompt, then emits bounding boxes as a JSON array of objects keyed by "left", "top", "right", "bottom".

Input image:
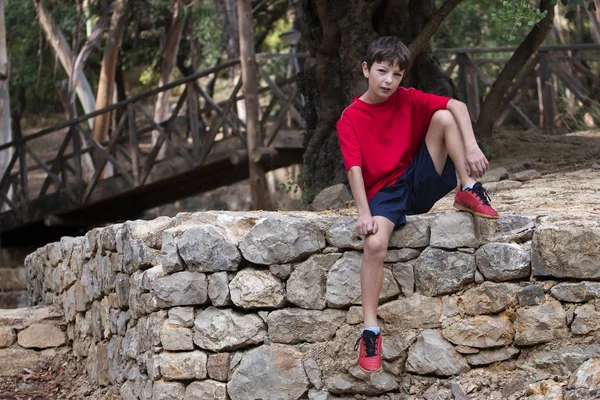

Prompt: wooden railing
[
  {"left": 437, "top": 44, "right": 600, "bottom": 132},
  {"left": 0, "top": 53, "right": 309, "bottom": 231}
]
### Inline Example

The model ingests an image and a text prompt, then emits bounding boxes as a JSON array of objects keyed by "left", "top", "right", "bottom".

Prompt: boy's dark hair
[{"left": 364, "top": 36, "right": 411, "bottom": 71}]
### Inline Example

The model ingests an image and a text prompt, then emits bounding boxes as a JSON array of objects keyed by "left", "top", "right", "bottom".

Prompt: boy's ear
[{"left": 361, "top": 61, "right": 370, "bottom": 78}]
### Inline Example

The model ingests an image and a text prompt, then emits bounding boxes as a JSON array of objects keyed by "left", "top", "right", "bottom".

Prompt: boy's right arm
[{"left": 348, "top": 166, "right": 378, "bottom": 236}]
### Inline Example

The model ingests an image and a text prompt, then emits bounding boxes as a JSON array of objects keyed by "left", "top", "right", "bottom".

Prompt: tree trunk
[
  {"left": 152, "top": 0, "right": 186, "bottom": 159},
  {"left": 32, "top": 0, "right": 96, "bottom": 121},
  {"left": 238, "top": 0, "right": 272, "bottom": 210},
  {"left": 589, "top": 4, "right": 600, "bottom": 43},
  {"left": 92, "top": 0, "right": 127, "bottom": 150},
  {"left": 0, "top": 0, "right": 12, "bottom": 211},
  {"left": 300, "top": 0, "right": 460, "bottom": 197},
  {"left": 475, "top": 0, "right": 555, "bottom": 140}
]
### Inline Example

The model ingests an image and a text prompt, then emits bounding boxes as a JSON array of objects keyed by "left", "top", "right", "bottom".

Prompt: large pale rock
[
  {"left": 550, "top": 282, "right": 600, "bottom": 303},
  {"left": 392, "top": 262, "right": 415, "bottom": 297},
  {"left": 160, "top": 228, "right": 184, "bottom": 273},
  {"left": 0, "top": 306, "right": 63, "bottom": 330},
  {"left": 405, "top": 330, "right": 470, "bottom": 376},
  {"left": 430, "top": 213, "right": 479, "bottom": 249},
  {"left": 208, "top": 272, "right": 232, "bottom": 307},
  {"left": 0, "top": 348, "right": 41, "bottom": 376},
  {"left": 207, "top": 353, "right": 230, "bottom": 382},
  {"left": 239, "top": 217, "right": 326, "bottom": 264},
  {"left": 386, "top": 248, "right": 421, "bottom": 263},
  {"left": 378, "top": 293, "right": 442, "bottom": 328},
  {"left": 466, "top": 347, "right": 519, "bottom": 366},
  {"left": 267, "top": 309, "right": 346, "bottom": 344},
  {"left": 514, "top": 301, "right": 567, "bottom": 346},
  {"left": 519, "top": 285, "right": 546, "bottom": 306},
  {"left": 478, "top": 214, "right": 536, "bottom": 244},
  {"left": 312, "top": 184, "right": 352, "bottom": 211},
  {"left": 152, "top": 271, "right": 208, "bottom": 307},
  {"left": 532, "top": 225, "right": 600, "bottom": 279},
  {"left": 389, "top": 215, "right": 431, "bottom": 248},
  {"left": 475, "top": 243, "right": 530, "bottom": 281},
  {"left": 193, "top": 307, "right": 266, "bottom": 352},
  {"left": 414, "top": 248, "right": 475, "bottom": 296},
  {"left": 326, "top": 217, "right": 363, "bottom": 250},
  {"left": 511, "top": 169, "right": 540, "bottom": 182},
  {"left": 160, "top": 321, "right": 194, "bottom": 351},
  {"left": 229, "top": 269, "right": 286, "bottom": 309},
  {"left": 120, "top": 217, "right": 174, "bottom": 269},
  {"left": 326, "top": 252, "right": 399, "bottom": 307},
  {"left": 485, "top": 180, "right": 522, "bottom": 192},
  {"left": 0, "top": 327, "right": 15, "bottom": 348},
  {"left": 442, "top": 315, "right": 514, "bottom": 348},
  {"left": 17, "top": 323, "right": 66, "bottom": 349},
  {"left": 568, "top": 358, "right": 600, "bottom": 390},
  {"left": 524, "top": 379, "right": 564, "bottom": 400},
  {"left": 168, "top": 307, "right": 194, "bottom": 327},
  {"left": 458, "top": 282, "right": 520, "bottom": 315},
  {"left": 185, "top": 380, "right": 227, "bottom": 400},
  {"left": 159, "top": 351, "right": 207, "bottom": 380},
  {"left": 227, "top": 344, "right": 309, "bottom": 400},
  {"left": 287, "top": 254, "right": 341, "bottom": 309},
  {"left": 325, "top": 371, "right": 397, "bottom": 396},
  {"left": 153, "top": 381, "right": 186, "bottom": 400},
  {"left": 177, "top": 225, "right": 241, "bottom": 272},
  {"left": 525, "top": 344, "right": 600, "bottom": 377},
  {"left": 571, "top": 304, "right": 600, "bottom": 335},
  {"left": 480, "top": 167, "right": 509, "bottom": 183}
]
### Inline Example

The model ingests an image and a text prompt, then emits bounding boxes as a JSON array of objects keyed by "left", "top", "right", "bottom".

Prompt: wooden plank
[
  {"left": 266, "top": 87, "right": 298, "bottom": 146},
  {"left": 0, "top": 151, "right": 19, "bottom": 200},
  {"left": 538, "top": 52, "right": 555, "bottom": 132},
  {"left": 127, "top": 104, "right": 140, "bottom": 186},
  {"left": 24, "top": 144, "right": 78, "bottom": 204},
  {"left": 187, "top": 81, "right": 201, "bottom": 163},
  {"left": 444, "top": 56, "right": 458, "bottom": 76},
  {"left": 548, "top": 62, "right": 589, "bottom": 102},
  {"left": 39, "top": 129, "right": 74, "bottom": 197},
  {"left": 457, "top": 53, "right": 469, "bottom": 110}
]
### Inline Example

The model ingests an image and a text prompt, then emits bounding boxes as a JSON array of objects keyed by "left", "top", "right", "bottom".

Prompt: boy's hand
[
  {"left": 356, "top": 215, "right": 378, "bottom": 236},
  {"left": 465, "top": 143, "right": 489, "bottom": 179}
]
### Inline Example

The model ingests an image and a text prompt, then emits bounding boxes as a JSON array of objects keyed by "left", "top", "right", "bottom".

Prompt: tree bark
[
  {"left": 0, "top": 0, "right": 12, "bottom": 212},
  {"left": 300, "top": 0, "right": 460, "bottom": 197},
  {"left": 152, "top": 0, "right": 186, "bottom": 159},
  {"left": 589, "top": 3, "right": 600, "bottom": 43},
  {"left": 238, "top": 0, "right": 272, "bottom": 210},
  {"left": 32, "top": 0, "right": 96, "bottom": 119},
  {"left": 475, "top": 0, "right": 555, "bottom": 141}
]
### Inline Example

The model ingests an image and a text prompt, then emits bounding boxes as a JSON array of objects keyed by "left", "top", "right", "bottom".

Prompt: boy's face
[{"left": 361, "top": 60, "right": 405, "bottom": 103}]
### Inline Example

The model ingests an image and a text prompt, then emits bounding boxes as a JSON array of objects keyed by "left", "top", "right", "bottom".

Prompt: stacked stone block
[{"left": 23, "top": 210, "right": 600, "bottom": 399}]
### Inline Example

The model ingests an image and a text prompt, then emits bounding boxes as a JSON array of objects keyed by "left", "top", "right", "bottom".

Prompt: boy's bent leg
[
  {"left": 425, "top": 110, "right": 498, "bottom": 219},
  {"left": 356, "top": 216, "right": 395, "bottom": 373}
]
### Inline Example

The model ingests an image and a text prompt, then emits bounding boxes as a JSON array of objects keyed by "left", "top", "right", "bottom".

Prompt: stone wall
[{"left": 24, "top": 211, "right": 600, "bottom": 400}]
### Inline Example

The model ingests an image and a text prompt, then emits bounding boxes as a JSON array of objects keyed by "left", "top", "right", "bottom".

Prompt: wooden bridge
[
  {"left": 1, "top": 44, "right": 598, "bottom": 243},
  {"left": 0, "top": 53, "right": 308, "bottom": 242}
]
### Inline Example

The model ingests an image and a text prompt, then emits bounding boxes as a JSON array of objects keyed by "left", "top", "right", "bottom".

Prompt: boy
[{"left": 336, "top": 36, "right": 498, "bottom": 373}]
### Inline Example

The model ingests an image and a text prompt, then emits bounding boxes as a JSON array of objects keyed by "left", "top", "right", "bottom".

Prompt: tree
[
  {"left": 0, "top": 0, "right": 11, "bottom": 212},
  {"left": 238, "top": 0, "right": 272, "bottom": 210}
]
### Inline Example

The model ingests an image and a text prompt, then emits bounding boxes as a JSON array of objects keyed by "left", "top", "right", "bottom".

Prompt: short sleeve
[
  {"left": 336, "top": 116, "right": 362, "bottom": 172},
  {"left": 411, "top": 89, "right": 451, "bottom": 134}
]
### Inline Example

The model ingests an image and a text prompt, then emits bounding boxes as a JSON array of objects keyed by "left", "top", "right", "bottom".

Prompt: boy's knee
[
  {"left": 363, "top": 235, "right": 388, "bottom": 259},
  {"left": 431, "top": 109, "right": 456, "bottom": 129}
]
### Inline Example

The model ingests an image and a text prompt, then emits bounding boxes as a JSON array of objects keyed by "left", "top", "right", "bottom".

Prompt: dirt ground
[{"left": 0, "top": 127, "right": 599, "bottom": 398}]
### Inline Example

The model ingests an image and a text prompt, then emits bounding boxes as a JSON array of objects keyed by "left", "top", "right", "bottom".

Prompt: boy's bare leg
[
  {"left": 361, "top": 216, "right": 396, "bottom": 328},
  {"left": 425, "top": 110, "right": 476, "bottom": 187}
]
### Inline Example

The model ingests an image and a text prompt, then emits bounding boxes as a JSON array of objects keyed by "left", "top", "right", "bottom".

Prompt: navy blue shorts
[{"left": 368, "top": 143, "right": 457, "bottom": 229}]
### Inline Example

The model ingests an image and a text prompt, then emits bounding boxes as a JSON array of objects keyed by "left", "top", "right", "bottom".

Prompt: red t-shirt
[{"left": 337, "top": 87, "right": 451, "bottom": 200}]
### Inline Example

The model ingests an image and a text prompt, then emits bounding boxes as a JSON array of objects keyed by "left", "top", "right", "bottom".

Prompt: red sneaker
[
  {"left": 354, "top": 330, "right": 382, "bottom": 372},
  {"left": 453, "top": 182, "right": 499, "bottom": 219}
]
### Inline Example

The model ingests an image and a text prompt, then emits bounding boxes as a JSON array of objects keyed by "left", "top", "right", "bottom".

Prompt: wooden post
[
  {"left": 457, "top": 53, "right": 470, "bottom": 112},
  {"left": 538, "top": 51, "right": 555, "bottom": 133},
  {"left": 237, "top": 0, "right": 272, "bottom": 210},
  {"left": 0, "top": 0, "right": 12, "bottom": 213}
]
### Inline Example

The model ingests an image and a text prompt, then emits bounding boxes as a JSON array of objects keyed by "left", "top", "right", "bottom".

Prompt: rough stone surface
[
  {"left": 326, "top": 252, "right": 399, "bottom": 307},
  {"left": 485, "top": 180, "right": 523, "bottom": 192},
  {"left": 152, "top": 271, "right": 208, "bottom": 307},
  {"left": 267, "top": 309, "right": 346, "bottom": 344},
  {"left": 176, "top": 225, "right": 241, "bottom": 272},
  {"left": 514, "top": 301, "right": 568, "bottom": 346},
  {"left": 480, "top": 167, "right": 509, "bottom": 183},
  {"left": 193, "top": 307, "right": 266, "bottom": 352},
  {"left": 430, "top": 213, "right": 480, "bottom": 249},
  {"left": 227, "top": 344, "right": 309, "bottom": 400},
  {"left": 568, "top": 358, "right": 600, "bottom": 390},
  {"left": 385, "top": 248, "right": 421, "bottom": 263},
  {"left": 207, "top": 353, "right": 230, "bottom": 382},
  {"left": 167, "top": 307, "right": 194, "bottom": 327},
  {"left": 466, "top": 347, "right": 519, "bottom": 366},
  {"left": 269, "top": 264, "right": 294, "bottom": 280},
  {"left": 532, "top": 225, "right": 600, "bottom": 279},
  {"left": 510, "top": 169, "right": 540, "bottom": 182},
  {"left": 519, "top": 285, "right": 546, "bottom": 306},
  {"left": 208, "top": 272, "right": 232, "bottom": 307},
  {"left": 475, "top": 243, "right": 530, "bottom": 281},
  {"left": 378, "top": 293, "right": 442, "bottom": 328},
  {"left": 159, "top": 351, "right": 207, "bottom": 380},
  {"left": 153, "top": 381, "right": 186, "bottom": 400},
  {"left": 525, "top": 345, "right": 600, "bottom": 377},
  {"left": 239, "top": 217, "right": 326, "bottom": 264},
  {"left": 184, "top": 380, "right": 227, "bottom": 400},
  {"left": 405, "top": 330, "right": 470, "bottom": 376},
  {"left": 571, "top": 304, "right": 600, "bottom": 335},
  {"left": 326, "top": 217, "right": 363, "bottom": 250},
  {"left": 312, "top": 184, "right": 352, "bottom": 211},
  {"left": 415, "top": 247, "right": 475, "bottom": 296},
  {"left": 0, "top": 306, "right": 63, "bottom": 330},
  {"left": 17, "top": 323, "right": 66, "bottom": 349},
  {"left": 0, "top": 327, "right": 15, "bottom": 348},
  {"left": 392, "top": 262, "right": 415, "bottom": 297},
  {"left": 388, "top": 215, "right": 431, "bottom": 248},
  {"left": 0, "top": 348, "right": 42, "bottom": 376},
  {"left": 458, "top": 282, "right": 520, "bottom": 315},
  {"left": 229, "top": 269, "right": 286, "bottom": 309},
  {"left": 287, "top": 254, "right": 340, "bottom": 309},
  {"left": 550, "top": 282, "right": 600, "bottom": 303},
  {"left": 442, "top": 315, "right": 514, "bottom": 348},
  {"left": 160, "top": 321, "right": 194, "bottom": 351}
]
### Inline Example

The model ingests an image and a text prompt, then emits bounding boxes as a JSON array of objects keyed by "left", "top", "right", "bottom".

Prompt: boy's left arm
[{"left": 446, "top": 99, "right": 489, "bottom": 179}]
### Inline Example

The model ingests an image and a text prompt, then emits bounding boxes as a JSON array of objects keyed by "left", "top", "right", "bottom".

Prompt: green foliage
[
  {"left": 491, "top": 1, "right": 548, "bottom": 42},
  {"left": 278, "top": 167, "right": 315, "bottom": 203}
]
